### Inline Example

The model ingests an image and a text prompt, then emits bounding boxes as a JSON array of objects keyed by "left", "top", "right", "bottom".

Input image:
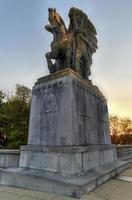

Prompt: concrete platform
[
  {"left": 0, "top": 160, "right": 129, "bottom": 198},
  {"left": 0, "top": 163, "right": 132, "bottom": 200}
]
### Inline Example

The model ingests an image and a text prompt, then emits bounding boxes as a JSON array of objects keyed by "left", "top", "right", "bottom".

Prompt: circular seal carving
[{"left": 43, "top": 93, "right": 57, "bottom": 113}]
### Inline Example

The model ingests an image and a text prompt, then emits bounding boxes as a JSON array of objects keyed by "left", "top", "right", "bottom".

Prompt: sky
[{"left": 0, "top": 0, "right": 132, "bottom": 118}]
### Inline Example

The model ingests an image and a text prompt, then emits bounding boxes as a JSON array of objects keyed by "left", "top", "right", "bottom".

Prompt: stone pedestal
[
  {"left": 19, "top": 68, "right": 116, "bottom": 176},
  {"left": 27, "top": 68, "right": 111, "bottom": 146}
]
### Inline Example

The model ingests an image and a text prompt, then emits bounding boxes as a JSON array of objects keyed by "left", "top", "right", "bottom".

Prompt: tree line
[{"left": 0, "top": 84, "right": 132, "bottom": 149}]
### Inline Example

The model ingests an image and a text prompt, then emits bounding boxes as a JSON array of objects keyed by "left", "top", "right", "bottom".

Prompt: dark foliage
[{"left": 0, "top": 85, "right": 31, "bottom": 149}]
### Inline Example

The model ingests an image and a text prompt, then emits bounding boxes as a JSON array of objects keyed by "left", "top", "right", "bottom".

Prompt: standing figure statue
[{"left": 45, "top": 7, "right": 98, "bottom": 80}]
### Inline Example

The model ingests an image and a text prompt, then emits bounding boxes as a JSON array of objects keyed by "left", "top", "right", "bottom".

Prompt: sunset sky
[{"left": 0, "top": 0, "right": 132, "bottom": 118}]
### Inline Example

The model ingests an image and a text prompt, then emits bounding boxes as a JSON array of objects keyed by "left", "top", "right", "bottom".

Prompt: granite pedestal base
[{"left": 19, "top": 145, "right": 117, "bottom": 177}]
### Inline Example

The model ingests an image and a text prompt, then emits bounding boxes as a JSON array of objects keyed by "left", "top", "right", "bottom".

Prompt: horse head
[{"left": 48, "top": 8, "right": 67, "bottom": 34}]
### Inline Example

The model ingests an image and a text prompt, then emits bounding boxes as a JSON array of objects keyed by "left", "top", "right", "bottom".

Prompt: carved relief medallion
[{"left": 43, "top": 93, "right": 57, "bottom": 113}]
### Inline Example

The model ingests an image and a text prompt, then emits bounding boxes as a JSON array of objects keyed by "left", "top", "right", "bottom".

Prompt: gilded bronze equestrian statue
[{"left": 45, "top": 7, "right": 98, "bottom": 80}]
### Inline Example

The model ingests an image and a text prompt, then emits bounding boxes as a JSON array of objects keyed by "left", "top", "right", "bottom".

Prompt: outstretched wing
[
  {"left": 87, "top": 16, "right": 97, "bottom": 35},
  {"left": 85, "top": 14, "right": 98, "bottom": 51},
  {"left": 68, "top": 7, "right": 98, "bottom": 51}
]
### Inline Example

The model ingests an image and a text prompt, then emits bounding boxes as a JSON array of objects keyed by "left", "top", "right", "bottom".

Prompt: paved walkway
[{"left": 0, "top": 164, "right": 132, "bottom": 200}]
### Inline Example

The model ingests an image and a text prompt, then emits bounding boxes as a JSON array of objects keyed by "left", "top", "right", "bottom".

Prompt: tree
[
  {"left": 15, "top": 84, "right": 31, "bottom": 103},
  {"left": 120, "top": 118, "right": 132, "bottom": 135},
  {"left": 0, "top": 90, "right": 5, "bottom": 106},
  {"left": 109, "top": 116, "right": 121, "bottom": 144},
  {"left": 110, "top": 115, "right": 132, "bottom": 145},
  {"left": 0, "top": 85, "right": 31, "bottom": 149}
]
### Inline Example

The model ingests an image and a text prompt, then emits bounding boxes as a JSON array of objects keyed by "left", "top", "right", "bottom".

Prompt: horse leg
[
  {"left": 45, "top": 52, "right": 53, "bottom": 68},
  {"left": 45, "top": 52, "right": 56, "bottom": 73}
]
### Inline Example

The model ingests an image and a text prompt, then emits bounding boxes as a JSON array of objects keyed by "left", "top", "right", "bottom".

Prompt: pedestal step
[{"left": 0, "top": 160, "right": 129, "bottom": 198}]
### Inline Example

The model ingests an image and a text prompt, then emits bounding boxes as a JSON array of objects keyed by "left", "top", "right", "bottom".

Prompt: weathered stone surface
[
  {"left": 99, "top": 149, "right": 116, "bottom": 166},
  {"left": 0, "top": 150, "right": 20, "bottom": 168},
  {"left": 59, "top": 153, "right": 82, "bottom": 176},
  {"left": 19, "top": 144, "right": 117, "bottom": 175},
  {"left": 83, "top": 151, "right": 99, "bottom": 171},
  {"left": 117, "top": 145, "right": 132, "bottom": 161},
  {"left": 28, "top": 76, "right": 73, "bottom": 146},
  {"left": 20, "top": 144, "right": 116, "bottom": 153},
  {"left": 28, "top": 69, "right": 110, "bottom": 146},
  {"left": 20, "top": 151, "right": 59, "bottom": 172},
  {"left": 19, "top": 150, "right": 28, "bottom": 168}
]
